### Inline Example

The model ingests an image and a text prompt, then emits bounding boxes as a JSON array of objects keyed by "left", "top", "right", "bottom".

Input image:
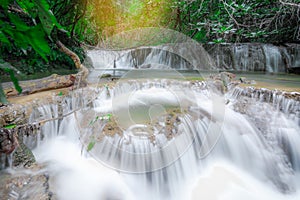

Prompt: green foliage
[
  {"left": 0, "top": 0, "right": 83, "bottom": 102},
  {"left": 0, "top": 60, "right": 23, "bottom": 103},
  {"left": 36, "top": 0, "right": 64, "bottom": 36},
  {"left": 173, "top": 0, "right": 300, "bottom": 43},
  {"left": 89, "top": 116, "right": 99, "bottom": 126},
  {"left": 89, "top": 114, "right": 112, "bottom": 126},
  {"left": 0, "top": 60, "right": 22, "bottom": 93},
  {"left": 0, "top": 0, "right": 89, "bottom": 75},
  {"left": 0, "top": 0, "right": 60, "bottom": 61},
  {"left": 3, "top": 124, "right": 17, "bottom": 129},
  {"left": 87, "top": 137, "right": 96, "bottom": 152}
]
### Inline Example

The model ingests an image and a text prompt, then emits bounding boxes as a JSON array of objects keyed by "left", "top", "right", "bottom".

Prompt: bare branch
[
  {"left": 221, "top": 0, "right": 249, "bottom": 28},
  {"left": 279, "top": 0, "right": 300, "bottom": 7}
]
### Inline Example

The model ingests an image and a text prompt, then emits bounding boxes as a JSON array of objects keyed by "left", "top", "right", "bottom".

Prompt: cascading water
[
  {"left": 86, "top": 43, "right": 216, "bottom": 82},
  {"left": 263, "top": 45, "right": 285, "bottom": 73},
  {"left": 17, "top": 78, "right": 300, "bottom": 200},
  {"left": 3, "top": 26, "right": 300, "bottom": 200},
  {"left": 205, "top": 43, "right": 300, "bottom": 73}
]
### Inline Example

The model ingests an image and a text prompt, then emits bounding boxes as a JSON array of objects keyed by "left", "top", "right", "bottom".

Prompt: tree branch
[
  {"left": 279, "top": 0, "right": 300, "bottom": 7},
  {"left": 56, "top": 41, "right": 89, "bottom": 84}
]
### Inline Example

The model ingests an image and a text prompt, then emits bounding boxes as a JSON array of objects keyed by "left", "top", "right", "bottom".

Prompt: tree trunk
[{"left": 56, "top": 41, "right": 89, "bottom": 85}]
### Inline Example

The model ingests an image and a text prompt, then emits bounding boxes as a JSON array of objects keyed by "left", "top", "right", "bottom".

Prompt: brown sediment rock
[
  {"left": 94, "top": 107, "right": 186, "bottom": 144},
  {"left": 232, "top": 86, "right": 300, "bottom": 102},
  {"left": 0, "top": 166, "right": 55, "bottom": 200}
]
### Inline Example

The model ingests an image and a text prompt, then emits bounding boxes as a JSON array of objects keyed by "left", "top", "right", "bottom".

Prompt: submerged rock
[{"left": 0, "top": 167, "right": 55, "bottom": 200}]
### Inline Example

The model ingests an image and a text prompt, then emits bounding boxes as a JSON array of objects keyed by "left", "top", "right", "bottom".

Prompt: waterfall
[
  {"left": 87, "top": 43, "right": 300, "bottom": 74},
  {"left": 204, "top": 43, "right": 300, "bottom": 73},
  {"left": 86, "top": 43, "right": 217, "bottom": 81},
  {"left": 22, "top": 79, "right": 300, "bottom": 200},
  {"left": 263, "top": 45, "right": 285, "bottom": 73},
  {"left": 229, "top": 87, "right": 300, "bottom": 125}
]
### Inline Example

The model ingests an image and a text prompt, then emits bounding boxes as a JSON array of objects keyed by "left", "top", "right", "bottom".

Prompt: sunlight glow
[{"left": 89, "top": 0, "right": 174, "bottom": 38}]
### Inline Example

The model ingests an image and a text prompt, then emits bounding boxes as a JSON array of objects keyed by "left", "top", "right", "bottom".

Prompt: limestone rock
[
  {"left": 0, "top": 168, "right": 55, "bottom": 200},
  {"left": 13, "top": 141, "right": 35, "bottom": 168}
]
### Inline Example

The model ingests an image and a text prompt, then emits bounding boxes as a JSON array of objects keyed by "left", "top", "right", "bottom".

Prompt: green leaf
[
  {"left": 0, "top": 30, "right": 10, "bottom": 45},
  {"left": 26, "top": 25, "right": 51, "bottom": 61},
  {"left": 8, "top": 13, "right": 30, "bottom": 32},
  {"left": 0, "top": 0, "right": 13, "bottom": 9},
  {"left": 106, "top": 113, "right": 112, "bottom": 121},
  {"left": 99, "top": 113, "right": 112, "bottom": 121},
  {"left": 0, "top": 62, "right": 22, "bottom": 94},
  {"left": 4, "top": 124, "right": 17, "bottom": 129},
  {"left": 12, "top": 31, "right": 30, "bottom": 49},
  {"left": 35, "top": 0, "right": 65, "bottom": 36},
  {"left": 87, "top": 139, "right": 96, "bottom": 151},
  {"left": 9, "top": 71, "right": 22, "bottom": 94},
  {"left": 58, "top": 91, "right": 63, "bottom": 96},
  {"left": 89, "top": 116, "right": 99, "bottom": 126},
  {"left": 16, "top": 0, "right": 37, "bottom": 17}
]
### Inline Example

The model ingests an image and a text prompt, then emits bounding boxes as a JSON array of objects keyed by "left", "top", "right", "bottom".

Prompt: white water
[
  {"left": 263, "top": 45, "right": 285, "bottom": 73},
  {"left": 87, "top": 43, "right": 299, "bottom": 74},
  {"left": 209, "top": 43, "right": 300, "bottom": 72},
  {"left": 86, "top": 43, "right": 216, "bottom": 82},
  {"left": 27, "top": 80, "right": 300, "bottom": 200}
]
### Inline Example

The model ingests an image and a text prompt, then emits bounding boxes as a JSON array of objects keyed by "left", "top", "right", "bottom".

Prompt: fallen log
[{"left": 2, "top": 74, "right": 76, "bottom": 97}]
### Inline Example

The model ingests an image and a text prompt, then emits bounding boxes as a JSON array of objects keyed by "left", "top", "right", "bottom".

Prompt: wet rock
[
  {"left": 0, "top": 104, "right": 28, "bottom": 128},
  {"left": 99, "top": 74, "right": 112, "bottom": 78},
  {"left": 210, "top": 72, "right": 236, "bottom": 83},
  {"left": 0, "top": 167, "right": 56, "bottom": 200},
  {"left": 239, "top": 77, "right": 247, "bottom": 83},
  {"left": 207, "top": 80, "right": 226, "bottom": 95},
  {"left": 0, "top": 129, "right": 17, "bottom": 155},
  {"left": 0, "top": 130, "right": 37, "bottom": 170},
  {"left": 13, "top": 141, "right": 35, "bottom": 168},
  {"left": 208, "top": 72, "right": 239, "bottom": 94},
  {"left": 283, "top": 92, "right": 300, "bottom": 101},
  {"left": 239, "top": 77, "right": 256, "bottom": 84}
]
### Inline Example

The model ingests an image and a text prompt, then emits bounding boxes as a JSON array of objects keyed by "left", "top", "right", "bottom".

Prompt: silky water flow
[{"left": 26, "top": 79, "right": 300, "bottom": 200}]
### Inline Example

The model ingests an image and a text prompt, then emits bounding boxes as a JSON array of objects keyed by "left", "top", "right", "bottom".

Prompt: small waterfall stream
[
  {"left": 17, "top": 79, "right": 300, "bottom": 200},
  {"left": 205, "top": 43, "right": 300, "bottom": 73}
]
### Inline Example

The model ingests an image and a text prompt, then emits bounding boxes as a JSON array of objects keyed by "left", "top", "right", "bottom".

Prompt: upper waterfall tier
[
  {"left": 204, "top": 43, "right": 300, "bottom": 73},
  {"left": 86, "top": 43, "right": 216, "bottom": 71},
  {"left": 86, "top": 43, "right": 300, "bottom": 75}
]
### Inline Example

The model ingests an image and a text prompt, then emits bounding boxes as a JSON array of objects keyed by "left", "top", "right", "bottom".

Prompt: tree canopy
[{"left": 174, "top": 0, "right": 300, "bottom": 43}]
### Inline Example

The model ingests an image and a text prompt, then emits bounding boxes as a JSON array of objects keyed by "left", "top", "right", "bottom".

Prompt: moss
[{"left": 13, "top": 142, "right": 36, "bottom": 168}]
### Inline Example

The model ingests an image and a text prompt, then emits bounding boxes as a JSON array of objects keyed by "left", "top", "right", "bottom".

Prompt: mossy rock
[{"left": 13, "top": 142, "right": 36, "bottom": 168}]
